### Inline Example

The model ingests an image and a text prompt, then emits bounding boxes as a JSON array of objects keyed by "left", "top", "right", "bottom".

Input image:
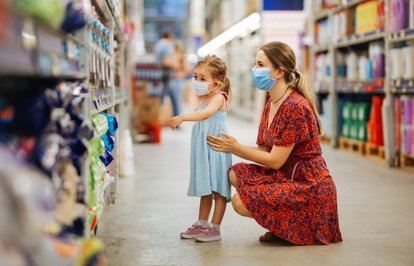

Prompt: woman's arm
[
  {"left": 168, "top": 94, "right": 224, "bottom": 129},
  {"left": 207, "top": 133, "right": 294, "bottom": 170}
]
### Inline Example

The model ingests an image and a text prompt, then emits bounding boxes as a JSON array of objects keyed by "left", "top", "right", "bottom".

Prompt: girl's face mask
[{"left": 192, "top": 79, "right": 216, "bottom": 96}]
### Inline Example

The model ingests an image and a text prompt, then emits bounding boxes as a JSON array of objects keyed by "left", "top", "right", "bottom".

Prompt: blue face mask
[{"left": 251, "top": 67, "right": 276, "bottom": 91}]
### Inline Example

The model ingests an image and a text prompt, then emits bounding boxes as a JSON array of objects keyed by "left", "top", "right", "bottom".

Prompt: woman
[
  {"left": 170, "top": 43, "right": 192, "bottom": 117},
  {"left": 207, "top": 41, "right": 342, "bottom": 245}
]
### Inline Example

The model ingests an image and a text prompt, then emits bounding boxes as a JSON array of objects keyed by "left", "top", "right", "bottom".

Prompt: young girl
[{"left": 168, "top": 55, "right": 232, "bottom": 242}]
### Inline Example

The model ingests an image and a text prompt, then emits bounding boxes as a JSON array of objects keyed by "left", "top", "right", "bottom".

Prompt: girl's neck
[{"left": 198, "top": 90, "right": 220, "bottom": 105}]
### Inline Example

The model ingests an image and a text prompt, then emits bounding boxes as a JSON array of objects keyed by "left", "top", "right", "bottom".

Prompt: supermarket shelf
[
  {"left": 314, "top": 80, "right": 331, "bottom": 94},
  {"left": 313, "top": 0, "right": 366, "bottom": 21},
  {"left": 335, "top": 79, "right": 385, "bottom": 94},
  {"left": 0, "top": 15, "right": 85, "bottom": 79},
  {"left": 333, "top": 0, "right": 366, "bottom": 12},
  {"left": 389, "top": 28, "right": 414, "bottom": 43},
  {"left": 313, "top": 9, "right": 331, "bottom": 21},
  {"left": 314, "top": 43, "right": 330, "bottom": 53},
  {"left": 91, "top": 0, "right": 113, "bottom": 22},
  {"left": 335, "top": 29, "right": 385, "bottom": 48},
  {"left": 91, "top": 102, "right": 114, "bottom": 115},
  {"left": 391, "top": 79, "right": 414, "bottom": 94}
]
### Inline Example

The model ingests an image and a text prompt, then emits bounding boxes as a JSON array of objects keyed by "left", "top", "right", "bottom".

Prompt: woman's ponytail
[{"left": 290, "top": 71, "right": 322, "bottom": 134}]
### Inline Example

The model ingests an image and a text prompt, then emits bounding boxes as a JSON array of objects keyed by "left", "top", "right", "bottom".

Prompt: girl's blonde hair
[
  {"left": 195, "top": 55, "right": 231, "bottom": 96},
  {"left": 261, "top": 41, "right": 322, "bottom": 134}
]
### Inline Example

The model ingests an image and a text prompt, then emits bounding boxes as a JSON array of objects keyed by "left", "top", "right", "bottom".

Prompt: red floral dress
[{"left": 231, "top": 91, "right": 343, "bottom": 245}]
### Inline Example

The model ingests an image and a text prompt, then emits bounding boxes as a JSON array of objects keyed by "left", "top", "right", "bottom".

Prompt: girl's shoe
[
  {"left": 194, "top": 227, "right": 221, "bottom": 242},
  {"left": 180, "top": 223, "right": 205, "bottom": 239}
]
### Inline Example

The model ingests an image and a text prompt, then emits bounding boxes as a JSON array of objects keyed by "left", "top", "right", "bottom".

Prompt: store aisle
[{"left": 98, "top": 117, "right": 414, "bottom": 266}]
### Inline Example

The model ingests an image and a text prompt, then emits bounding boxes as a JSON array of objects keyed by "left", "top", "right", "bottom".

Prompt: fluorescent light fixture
[{"left": 197, "top": 12, "right": 261, "bottom": 57}]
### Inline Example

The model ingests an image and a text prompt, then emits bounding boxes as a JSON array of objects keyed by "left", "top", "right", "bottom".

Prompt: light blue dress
[{"left": 188, "top": 100, "right": 232, "bottom": 202}]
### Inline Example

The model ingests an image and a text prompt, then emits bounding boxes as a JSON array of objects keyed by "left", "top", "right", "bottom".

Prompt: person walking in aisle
[
  {"left": 207, "top": 41, "right": 343, "bottom": 245},
  {"left": 168, "top": 55, "right": 232, "bottom": 242},
  {"left": 154, "top": 31, "right": 176, "bottom": 106},
  {"left": 170, "top": 43, "right": 192, "bottom": 117}
]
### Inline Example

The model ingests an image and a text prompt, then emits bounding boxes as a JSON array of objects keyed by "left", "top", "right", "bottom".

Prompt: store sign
[{"left": 263, "top": 0, "right": 303, "bottom": 10}]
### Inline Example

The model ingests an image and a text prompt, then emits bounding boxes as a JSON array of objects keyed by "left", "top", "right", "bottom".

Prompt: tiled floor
[{"left": 98, "top": 116, "right": 414, "bottom": 266}]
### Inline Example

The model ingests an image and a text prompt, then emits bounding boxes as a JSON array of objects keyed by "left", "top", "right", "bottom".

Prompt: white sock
[
  {"left": 196, "top": 219, "right": 208, "bottom": 227},
  {"left": 211, "top": 223, "right": 220, "bottom": 230}
]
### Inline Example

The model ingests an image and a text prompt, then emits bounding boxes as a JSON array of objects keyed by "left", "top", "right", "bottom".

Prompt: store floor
[{"left": 98, "top": 116, "right": 414, "bottom": 266}]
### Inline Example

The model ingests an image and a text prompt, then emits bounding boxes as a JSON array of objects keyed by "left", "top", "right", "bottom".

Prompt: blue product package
[
  {"left": 103, "top": 113, "right": 118, "bottom": 136},
  {"left": 61, "top": 2, "right": 87, "bottom": 33},
  {"left": 101, "top": 133, "right": 114, "bottom": 152},
  {"left": 99, "top": 149, "right": 114, "bottom": 166}
]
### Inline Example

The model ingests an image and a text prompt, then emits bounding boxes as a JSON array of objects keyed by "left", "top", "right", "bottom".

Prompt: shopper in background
[
  {"left": 170, "top": 43, "right": 192, "bottom": 117},
  {"left": 168, "top": 55, "right": 232, "bottom": 242},
  {"left": 154, "top": 31, "right": 176, "bottom": 106},
  {"left": 207, "top": 42, "right": 343, "bottom": 245}
]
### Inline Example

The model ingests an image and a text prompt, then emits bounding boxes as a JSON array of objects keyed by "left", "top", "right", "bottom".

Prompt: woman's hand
[
  {"left": 207, "top": 132, "right": 239, "bottom": 153},
  {"left": 168, "top": 116, "right": 183, "bottom": 129}
]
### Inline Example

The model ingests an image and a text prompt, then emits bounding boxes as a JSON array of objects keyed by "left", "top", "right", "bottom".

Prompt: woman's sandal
[{"left": 259, "top": 231, "right": 279, "bottom": 242}]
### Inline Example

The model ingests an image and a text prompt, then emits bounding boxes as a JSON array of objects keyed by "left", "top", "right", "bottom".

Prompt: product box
[
  {"left": 342, "top": 121, "right": 351, "bottom": 138},
  {"left": 351, "top": 103, "right": 359, "bottom": 122},
  {"left": 350, "top": 122, "right": 359, "bottom": 140},
  {"left": 355, "top": 0, "right": 379, "bottom": 34}
]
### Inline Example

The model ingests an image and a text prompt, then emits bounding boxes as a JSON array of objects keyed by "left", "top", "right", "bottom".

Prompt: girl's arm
[
  {"left": 168, "top": 94, "right": 224, "bottom": 129},
  {"left": 207, "top": 133, "right": 294, "bottom": 170}
]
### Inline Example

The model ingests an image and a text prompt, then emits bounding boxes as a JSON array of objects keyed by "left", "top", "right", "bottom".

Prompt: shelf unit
[
  {"left": 1, "top": 0, "right": 130, "bottom": 238},
  {"left": 310, "top": 0, "right": 414, "bottom": 167}
]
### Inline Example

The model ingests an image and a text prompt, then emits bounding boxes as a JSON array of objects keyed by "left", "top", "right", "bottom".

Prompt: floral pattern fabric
[{"left": 231, "top": 91, "right": 342, "bottom": 245}]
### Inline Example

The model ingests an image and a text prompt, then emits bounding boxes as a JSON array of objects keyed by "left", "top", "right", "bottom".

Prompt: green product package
[
  {"left": 342, "top": 103, "right": 352, "bottom": 121},
  {"left": 357, "top": 122, "right": 368, "bottom": 141},
  {"left": 350, "top": 122, "right": 358, "bottom": 140},
  {"left": 358, "top": 103, "right": 371, "bottom": 122},
  {"left": 92, "top": 114, "right": 109, "bottom": 136},
  {"left": 88, "top": 137, "right": 104, "bottom": 158},
  {"left": 13, "top": 0, "right": 65, "bottom": 28},
  {"left": 351, "top": 104, "right": 359, "bottom": 122},
  {"left": 342, "top": 122, "right": 350, "bottom": 138}
]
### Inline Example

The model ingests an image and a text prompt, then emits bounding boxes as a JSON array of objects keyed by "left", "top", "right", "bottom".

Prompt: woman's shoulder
[{"left": 283, "top": 91, "right": 313, "bottom": 115}]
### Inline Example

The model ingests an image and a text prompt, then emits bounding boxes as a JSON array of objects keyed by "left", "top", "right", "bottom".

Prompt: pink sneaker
[
  {"left": 194, "top": 226, "right": 221, "bottom": 242},
  {"left": 180, "top": 223, "right": 205, "bottom": 239}
]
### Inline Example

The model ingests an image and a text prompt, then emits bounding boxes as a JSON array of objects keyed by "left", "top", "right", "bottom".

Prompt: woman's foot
[{"left": 259, "top": 231, "right": 279, "bottom": 242}]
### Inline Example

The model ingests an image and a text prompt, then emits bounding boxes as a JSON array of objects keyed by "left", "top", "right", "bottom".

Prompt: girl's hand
[
  {"left": 207, "top": 132, "right": 239, "bottom": 153},
  {"left": 168, "top": 116, "right": 183, "bottom": 129}
]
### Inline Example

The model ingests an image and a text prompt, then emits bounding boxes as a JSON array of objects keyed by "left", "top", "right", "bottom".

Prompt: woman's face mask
[
  {"left": 251, "top": 67, "right": 277, "bottom": 91},
  {"left": 192, "top": 79, "right": 216, "bottom": 96}
]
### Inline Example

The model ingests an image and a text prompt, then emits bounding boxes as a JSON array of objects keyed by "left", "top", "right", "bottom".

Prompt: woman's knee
[
  {"left": 228, "top": 169, "right": 240, "bottom": 188},
  {"left": 231, "top": 193, "right": 250, "bottom": 217}
]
